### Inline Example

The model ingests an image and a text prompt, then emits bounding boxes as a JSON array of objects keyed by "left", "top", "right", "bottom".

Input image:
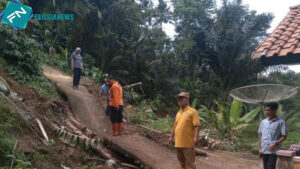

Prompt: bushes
[
  {"left": 0, "top": 23, "right": 59, "bottom": 98},
  {"left": 126, "top": 100, "right": 157, "bottom": 124},
  {"left": 124, "top": 89, "right": 143, "bottom": 105},
  {"left": 84, "top": 66, "right": 107, "bottom": 84},
  {"left": 125, "top": 100, "right": 173, "bottom": 131},
  {"left": 0, "top": 24, "right": 43, "bottom": 82}
]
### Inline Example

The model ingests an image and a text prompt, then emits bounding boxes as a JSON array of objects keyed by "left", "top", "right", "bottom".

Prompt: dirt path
[
  {"left": 43, "top": 65, "right": 262, "bottom": 169},
  {"left": 43, "top": 65, "right": 111, "bottom": 137}
]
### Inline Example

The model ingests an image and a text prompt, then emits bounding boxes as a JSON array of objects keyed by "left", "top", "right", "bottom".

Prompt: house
[{"left": 252, "top": 5, "right": 300, "bottom": 65}]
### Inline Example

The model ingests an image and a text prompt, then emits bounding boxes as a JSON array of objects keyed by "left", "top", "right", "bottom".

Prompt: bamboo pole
[
  {"left": 123, "top": 82, "right": 142, "bottom": 89},
  {"left": 36, "top": 118, "right": 49, "bottom": 142},
  {"left": 121, "top": 163, "right": 139, "bottom": 169}
]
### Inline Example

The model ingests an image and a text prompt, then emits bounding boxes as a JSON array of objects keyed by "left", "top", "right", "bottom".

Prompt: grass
[
  {"left": 125, "top": 100, "right": 174, "bottom": 132},
  {"left": 27, "top": 79, "right": 59, "bottom": 99},
  {"left": 150, "top": 115, "right": 173, "bottom": 132},
  {"left": 283, "top": 131, "right": 300, "bottom": 147},
  {"left": 282, "top": 119, "right": 300, "bottom": 147}
]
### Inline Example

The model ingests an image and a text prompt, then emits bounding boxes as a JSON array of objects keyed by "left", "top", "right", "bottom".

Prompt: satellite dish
[{"left": 229, "top": 84, "right": 298, "bottom": 104}]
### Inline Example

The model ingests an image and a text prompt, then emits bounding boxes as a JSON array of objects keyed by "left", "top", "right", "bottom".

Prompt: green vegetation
[
  {"left": 125, "top": 100, "right": 173, "bottom": 131},
  {"left": 283, "top": 131, "right": 300, "bottom": 148},
  {"left": 237, "top": 123, "right": 259, "bottom": 150},
  {"left": 126, "top": 100, "right": 158, "bottom": 124},
  {"left": 0, "top": 7, "right": 57, "bottom": 98},
  {"left": 0, "top": 98, "right": 35, "bottom": 169},
  {"left": 0, "top": 0, "right": 273, "bottom": 106},
  {"left": 1, "top": 0, "right": 300, "bottom": 153},
  {"left": 0, "top": 98, "right": 16, "bottom": 166},
  {"left": 150, "top": 116, "right": 173, "bottom": 132},
  {"left": 197, "top": 99, "right": 261, "bottom": 140},
  {"left": 1, "top": 0, "right": 272, "bottom": 105}
]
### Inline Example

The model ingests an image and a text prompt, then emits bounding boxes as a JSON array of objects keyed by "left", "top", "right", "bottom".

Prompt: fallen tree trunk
[
  {"left": 138, "top": 124, "right": 208, "bottom": 157},
  {"left": 68, "top": 116, "right": 96, "bottom": 138},
  {"left": 45, "top": 118, "right": 118, "bottom": 167}
]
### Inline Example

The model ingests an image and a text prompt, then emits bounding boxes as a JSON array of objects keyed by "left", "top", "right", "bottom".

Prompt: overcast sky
[
  {"left": 217, "top": 0, "right": 300, "bottom": 31},
  {"left": 161, "top": 0, "right": 300, "bottom": 72}
]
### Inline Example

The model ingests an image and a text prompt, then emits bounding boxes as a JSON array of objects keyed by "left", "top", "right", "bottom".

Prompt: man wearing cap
[
  {"left": 69, "top": 47, "right": 84, "bottom": 89},
  {"left": 169, "top": 92, "right": 200, "bottom": 169}
]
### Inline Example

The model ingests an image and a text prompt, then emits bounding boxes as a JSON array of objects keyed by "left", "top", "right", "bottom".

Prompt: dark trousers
[
  {"left": 106, "top": 101, "right": 110, "bottom": 116},
  {"left": 73, "top": 68, "right": 82, "bottom": 87},
  {"left": 262, "top": 154, "right": 277, "bottom": 169},
  {"left": 109, "top": 106, "right": 123, "bottom": 123}
]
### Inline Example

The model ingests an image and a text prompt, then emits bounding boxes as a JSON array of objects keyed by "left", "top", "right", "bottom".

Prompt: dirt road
[
  {"left": 43, "top": 65, "right": 111, "bottom": 137},
  {"left": 43, "top": 65, "right": 261, "bottom": 169}
]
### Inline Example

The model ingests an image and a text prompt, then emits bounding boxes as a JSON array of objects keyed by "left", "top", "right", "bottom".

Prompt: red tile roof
[{"left": 252, "top": 5, "right": 300, "bottom": 64}]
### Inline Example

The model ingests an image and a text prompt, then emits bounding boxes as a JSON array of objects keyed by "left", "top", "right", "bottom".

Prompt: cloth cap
[{"left": 177, "top": 92, "right": 189, "bottom": 99}]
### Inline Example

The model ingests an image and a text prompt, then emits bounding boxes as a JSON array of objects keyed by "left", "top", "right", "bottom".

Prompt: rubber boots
[
  {"left": 117, "top": 123, "right": 123, "bottom": 135},
  {"left": 112, "top": 123, "right": 118, "bottom": 136}
]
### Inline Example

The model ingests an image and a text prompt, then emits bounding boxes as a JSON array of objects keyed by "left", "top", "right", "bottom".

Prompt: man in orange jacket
[{"left": 107, "top": 77, "right": 123, "bottom": 136}]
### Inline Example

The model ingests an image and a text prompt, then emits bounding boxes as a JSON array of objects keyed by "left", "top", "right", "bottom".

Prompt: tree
[
  {"left": 173, "top": 0, "right": 273, "bottom": 105},
  {"left": 172, "top": 0, "right": 215, "bottom": 79},
  {"left": 207, "top": 0, "right": 273, "bottom": 90}
]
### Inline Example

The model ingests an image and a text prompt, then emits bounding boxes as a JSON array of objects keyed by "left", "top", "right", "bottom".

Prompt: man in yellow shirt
[{"left": 169, "top": 92, "right": 200, "bottom": 169}]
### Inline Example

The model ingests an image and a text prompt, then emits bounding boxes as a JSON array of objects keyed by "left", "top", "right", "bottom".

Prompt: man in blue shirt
[
  {"left": 258, "top": 102, "right": 287, "bottom": 169},
  {"left": 100, "top": 80, "right": 110, "bottom": 116}
]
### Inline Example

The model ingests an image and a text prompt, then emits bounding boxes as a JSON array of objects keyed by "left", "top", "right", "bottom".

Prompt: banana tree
[{"left": 198, "top": 99, "right": 261, "bottom": 140}]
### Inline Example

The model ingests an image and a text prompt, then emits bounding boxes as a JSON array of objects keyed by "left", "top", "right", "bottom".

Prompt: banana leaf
[
  {"left": 239, "top": 105, "right": 261, "bottom": 124},
  {"left": 230, "top": 99, "right": 243, "bottom": 124}
]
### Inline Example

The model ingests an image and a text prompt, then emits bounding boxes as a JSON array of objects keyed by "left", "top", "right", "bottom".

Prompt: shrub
[
  {"left": 85, "top": 66, "right": 107, "bottom": 84},
  {"left": 0, "top": 24, "right": 43, "bottom": 83}
]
